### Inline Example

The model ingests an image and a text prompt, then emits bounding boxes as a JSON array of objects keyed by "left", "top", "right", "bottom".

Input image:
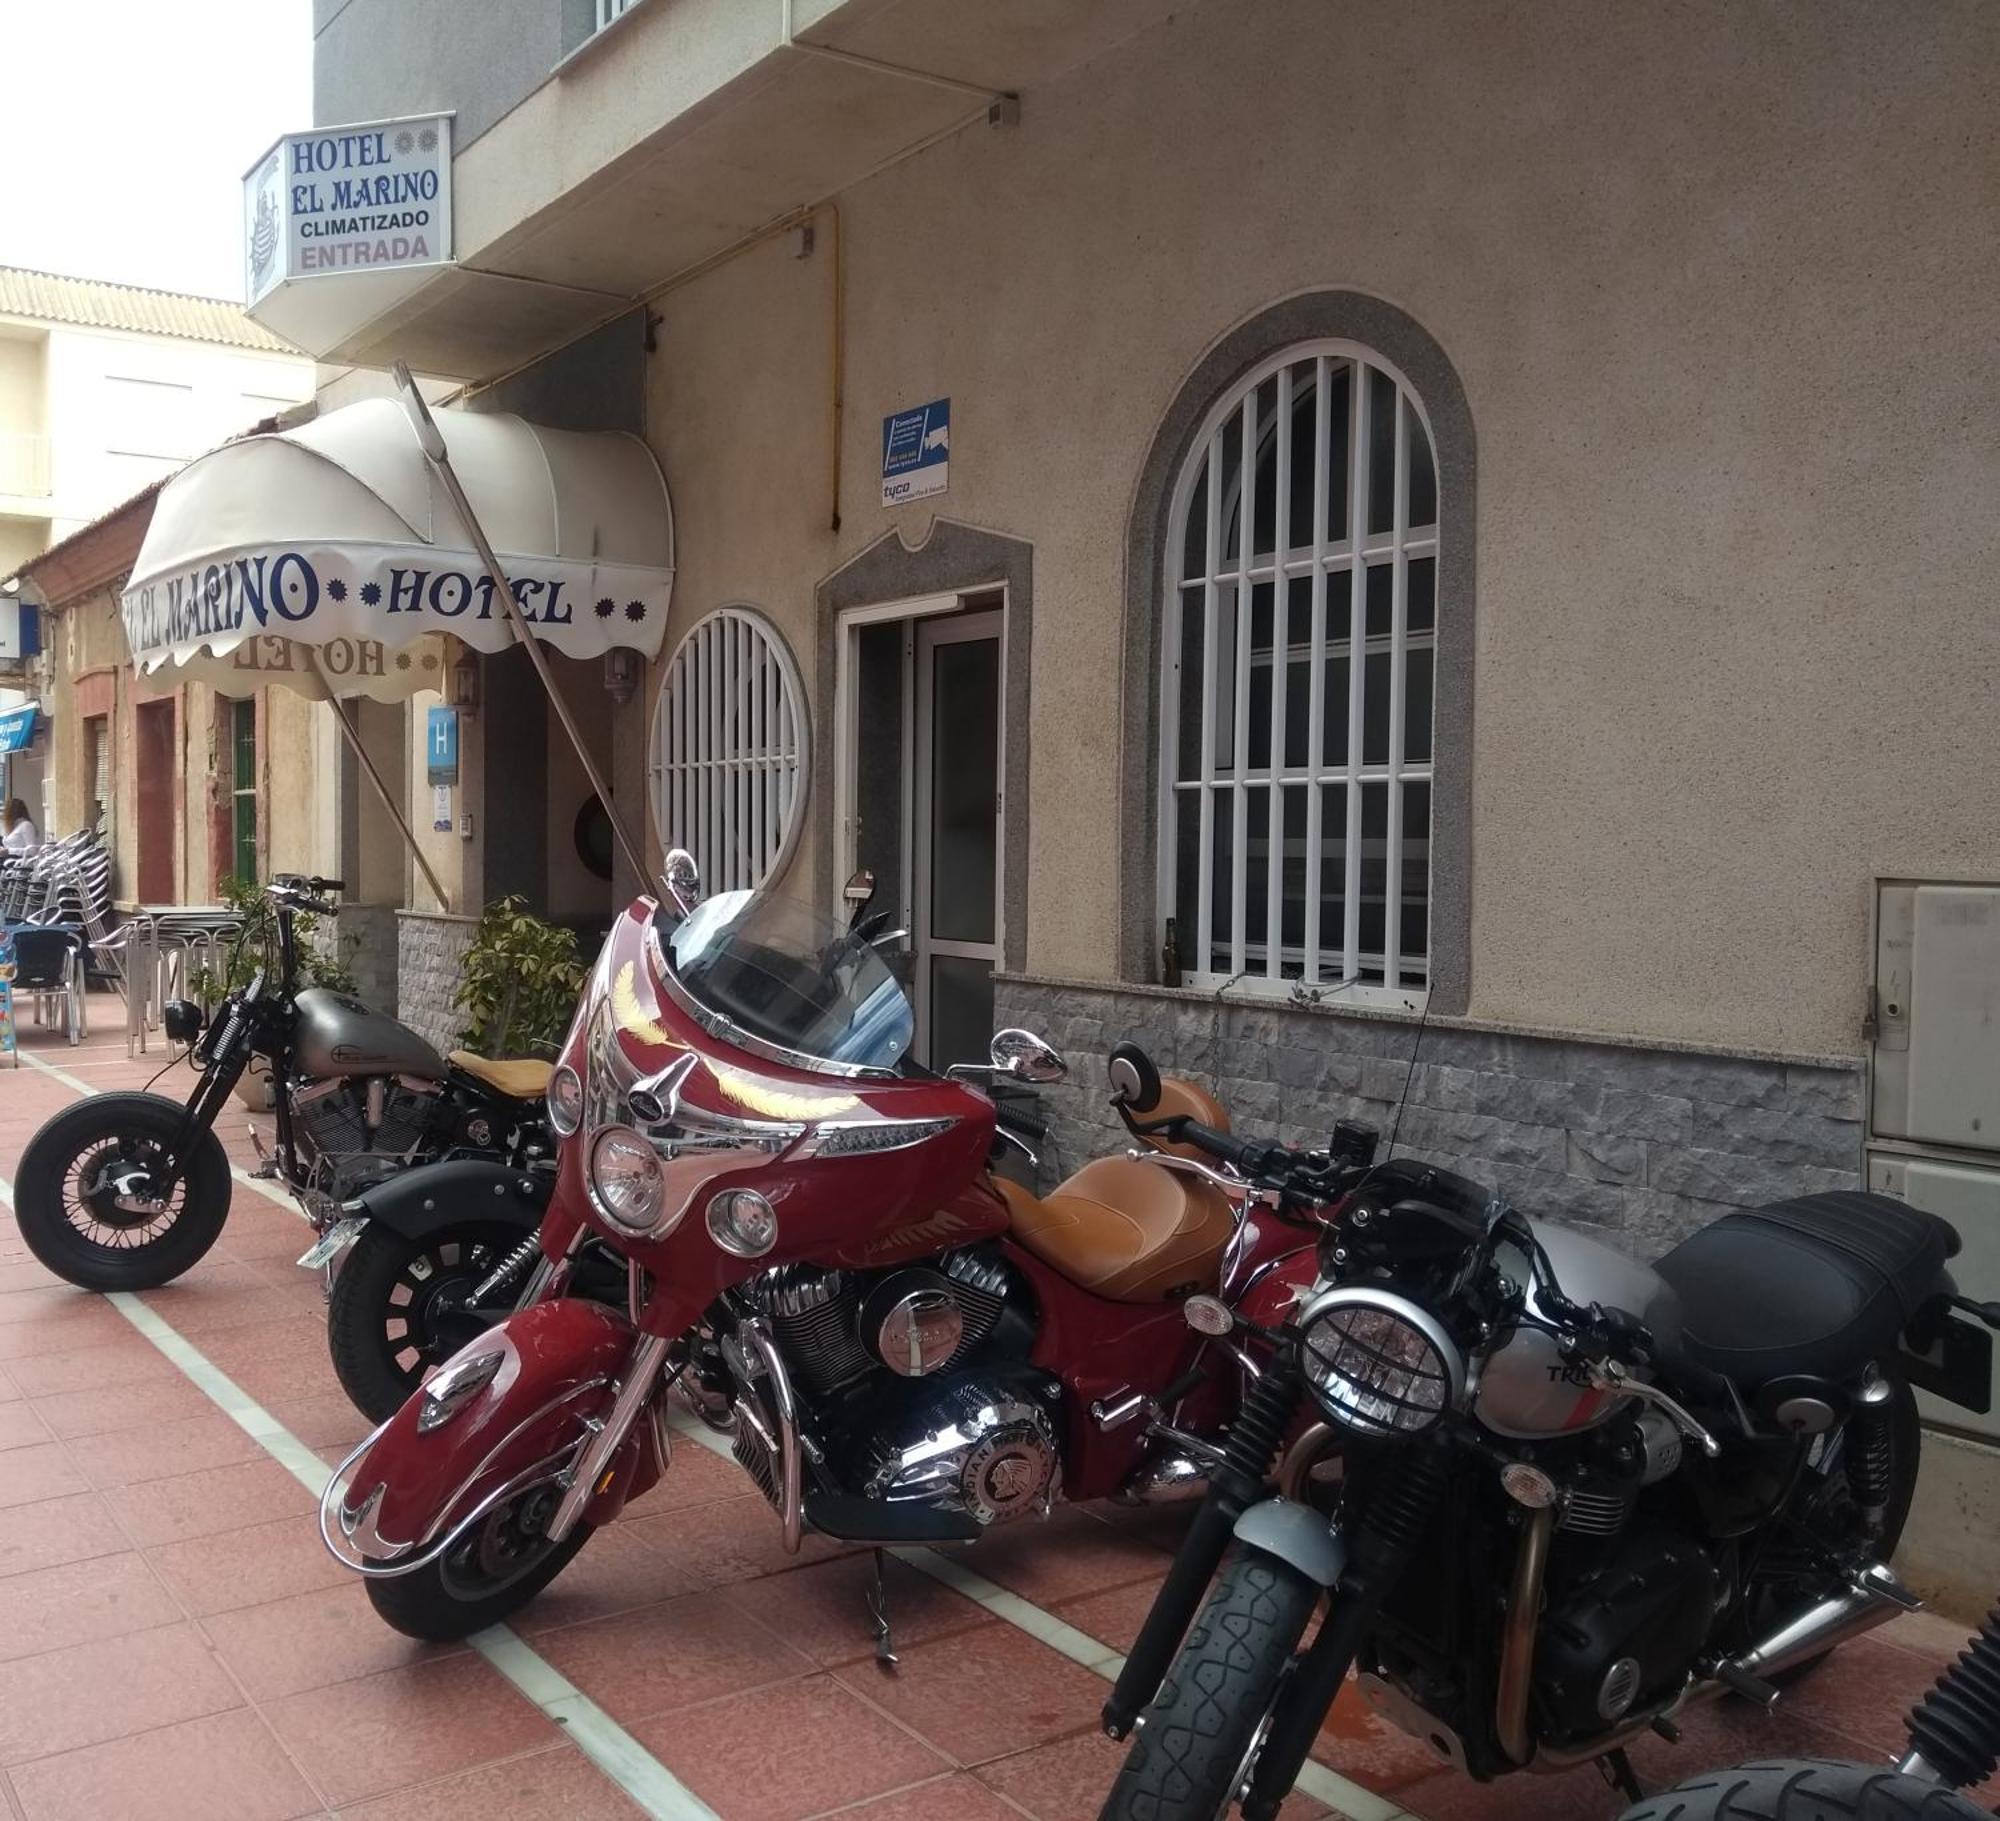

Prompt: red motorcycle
[{"left": 321, "top": 860, "right": 1361, "bottom": 1642}]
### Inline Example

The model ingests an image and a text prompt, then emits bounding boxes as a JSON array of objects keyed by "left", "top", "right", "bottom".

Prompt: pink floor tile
[
  {"left": 2, "top": 1339, "right": 181, "bottom": 1399},
  {"left": 147, "top": 1512, "right": 355, "bottom": 1616},
  {"left": 720, "top": 1548, "right": 994, "bottom": 1669},
  {"left": 630, "top": 1672, "right": 952, "bottom": 1820},
  {"left": 0, "top": 1492, "right": 129, "bottom": 1582},
  {"left": 202, "top": 1581, "right": 460, "bottom": 1701},
  {"left": 103, "top": 1456, "right": 317, "bottom": 1548},
  {"left": 63, "top": 1410, "right": 265, "bottom": 1489},
  {"left": 531, "top": 1588, "right": 815, "bottom": 1725},
  {"left": 0, "top": 1406, "right": 51, "bottom": 1452},
  {"left": 331, "top": 1746, "right": 649, "bottom": 1819},
  {"left": 626, "top": 1492, "right": 863, "bottom": 1587},
  {"left": 0, "top": 1447, "right": 88, "bottom": 1513},
  {"left": 961, "top": 1506, "right": 1175, "bottom": 1607},
  {"left": 835, "top": 1773, "right": 1027, "bottom": 1819},
  {"left": 833, "top": 1621, "right": 1111, "bottom": 1769},
  {"left": 264, "top": 1652, "right": 558, "bottom": 1806},
  {"left": 0, "top": 1553, "right": 182, "bottom": 1664},
  {"left": 7, "top": 1706, "right": 320, "bottom": 1821},
  {"left": 0, "top": 1622, "right": 242, "bottom": 1766},
  {"left": 508, "top": 1524, "right": 705, "bottom": 1637},
  {"left": 27, "top": 1373, "right": 216, "bottom": 1441}
]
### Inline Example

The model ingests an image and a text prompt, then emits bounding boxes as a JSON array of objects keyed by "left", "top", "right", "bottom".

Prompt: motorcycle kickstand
[
  {"left": 866, "top": 1549, "right": 899, "bottom": 1673},
  {"left": 1597, "top": 1748, "right": 1642, "bottom": 1804}
]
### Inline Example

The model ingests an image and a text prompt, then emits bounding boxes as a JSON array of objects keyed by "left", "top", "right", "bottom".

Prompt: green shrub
[{"left": 454, "top": 896, "right": 586, "bottom": 1058}]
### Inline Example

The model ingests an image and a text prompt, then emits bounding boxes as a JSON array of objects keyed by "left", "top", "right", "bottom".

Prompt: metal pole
[
  {"left": 304, "top": 652, "right": 454, "bottom": 913},
  {"left": 391, "top": 363, "right": 657, "bottom": 897}
]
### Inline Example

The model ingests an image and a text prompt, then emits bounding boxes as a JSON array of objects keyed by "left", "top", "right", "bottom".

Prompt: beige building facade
[{"left": 285, "top": 0, "right": 2000, "bottom": 1602}]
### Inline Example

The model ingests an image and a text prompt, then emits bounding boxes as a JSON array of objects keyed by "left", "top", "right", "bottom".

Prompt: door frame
[
  {"left": 911, "top": 607, "right": 1004, "bottom": 1064},
  {"left": 830, "top": 587, "right": 1009, "bottom": 1064}
]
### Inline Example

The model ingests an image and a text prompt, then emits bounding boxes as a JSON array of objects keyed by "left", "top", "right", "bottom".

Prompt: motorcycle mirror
[
  {"left": 990, "top": 1027, "right": 1068, "bottom": 1085},
  {"left": 1107, "top": 1040, "right": 1163, "bottom": 1113},
  {"left": 662, "top": 848, "right": 702, "bottom": 914}
]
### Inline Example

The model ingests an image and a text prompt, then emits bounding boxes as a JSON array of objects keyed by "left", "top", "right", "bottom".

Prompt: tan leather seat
[
  {"left": 1141, "top": 1076, "right": 1231, "bottom": 1164},
  {"left": 996, "top": 1156, "right": 1234, "bottom": 1303},
  {"left": 447, "top": 1051, "right": 554, "bottom": 1101}
]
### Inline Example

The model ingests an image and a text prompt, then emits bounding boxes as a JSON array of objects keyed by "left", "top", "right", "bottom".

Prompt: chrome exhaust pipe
[{"left": 1728, "top": 1562, "right": 1922, "bottom": 1683}]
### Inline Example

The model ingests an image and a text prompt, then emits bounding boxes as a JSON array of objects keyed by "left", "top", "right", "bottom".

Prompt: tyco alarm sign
[{"left": 881, "top": 399, "right": 950, "bottom": 507}]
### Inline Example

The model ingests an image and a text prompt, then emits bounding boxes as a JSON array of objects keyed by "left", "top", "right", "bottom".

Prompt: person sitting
[{"left": 2, "top": 799, "right": 40, "bottom": 853}]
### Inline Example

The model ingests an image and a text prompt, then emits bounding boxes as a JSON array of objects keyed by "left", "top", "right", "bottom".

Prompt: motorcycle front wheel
[
  {"left": 1618, "top": 1759, "right": 1990, "bottom": 1820},
  {"left": 14, "top": 1094, "right": 232, "bottom": 1291},
  {"left": 366, "top": 1482, "right": 592, "bottom": 1641},
  {"left": 327, "top": 1220, "right": 529, "bottom": 1422},
  {"left": 1099, "top": 1551, "right": 1320, "bottom": 1821}
]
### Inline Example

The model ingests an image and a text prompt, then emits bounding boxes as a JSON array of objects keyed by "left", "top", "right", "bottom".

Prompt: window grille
[
  {"left": 1159, "top": 342, "right": 1438, "bottom": 1004},
  {"left": 648, "top": 607, "right": 807, "bottom": 895},
  {"left": 595, "top": 0, "right": 639, "bottom": 31}
]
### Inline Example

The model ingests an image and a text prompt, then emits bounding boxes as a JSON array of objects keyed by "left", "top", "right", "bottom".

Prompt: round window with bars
[
  {"left": 647, "top": 606, "right": 808, "bottom": 894},
  {"left": 1159, "top": 341, "right": 1438, "bottom": 1005}
]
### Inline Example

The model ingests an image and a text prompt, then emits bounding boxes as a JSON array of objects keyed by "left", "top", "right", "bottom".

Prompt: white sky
[{"left": 0, "top": 0, "right": 313, "bottom": 301}]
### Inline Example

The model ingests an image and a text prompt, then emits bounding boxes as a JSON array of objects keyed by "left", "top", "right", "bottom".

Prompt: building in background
[
  {"left": 265, "top": 0, "right": 1996, "bottom": 1604},
  {"left": 0, "top": 267, "right": 314, "bottom": 900}
]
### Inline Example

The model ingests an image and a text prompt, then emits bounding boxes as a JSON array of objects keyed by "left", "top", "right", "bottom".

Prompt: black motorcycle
[
  {"left": 14, "top": 875, "right": 551, "bottom": 1300},
  {"left": 1092, "top": 1075, "right": 1999, "bottom": 1819}
]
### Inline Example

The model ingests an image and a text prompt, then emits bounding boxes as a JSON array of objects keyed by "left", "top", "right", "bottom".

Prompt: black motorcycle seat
[{"left": 1654, "top": 1191, "right": 1957, "bottom": 1386}]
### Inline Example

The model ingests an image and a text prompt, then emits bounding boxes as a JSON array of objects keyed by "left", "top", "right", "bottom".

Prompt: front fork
[{"left": 544, "top": 1260, "right": 673, "bottom": 1544}]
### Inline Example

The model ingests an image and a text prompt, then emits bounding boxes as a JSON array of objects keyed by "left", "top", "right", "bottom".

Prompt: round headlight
[
  {"left": 707, "top": 1188, "right": 778, "bottom": 1257},
  {"left": 547, "top": 1063, "right": 584, "bottom": 1137},
  {"left": 1297, "top": 1286, "right": 1464, "bottom": 1438},
  {"left": 587, "top": 1125, "right": 667, "bottom": 1233}
]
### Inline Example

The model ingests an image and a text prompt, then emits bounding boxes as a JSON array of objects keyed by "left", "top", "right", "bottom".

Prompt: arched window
[
  {"left": 648, "top": 606, "right": 808, "bottom": 893},
  {"left": 1159, "top": 343, "right": 1438, "bottom": 1004}
]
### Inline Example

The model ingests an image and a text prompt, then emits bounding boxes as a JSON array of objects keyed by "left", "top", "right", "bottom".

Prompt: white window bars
[
  {"left": 1158, "top": 342, "right": 1439, "bottom": 1006},
  {"left": 647, "top": 606, "right": 808, "bottom": 896},
  {"left": 595, "top": 0, "right": 640, "bottom": 32}
]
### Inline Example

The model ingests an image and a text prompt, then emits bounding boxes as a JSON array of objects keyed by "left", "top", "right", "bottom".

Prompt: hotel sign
[{"left": 244, "top": 113, "right": 453, "bottom": 306}]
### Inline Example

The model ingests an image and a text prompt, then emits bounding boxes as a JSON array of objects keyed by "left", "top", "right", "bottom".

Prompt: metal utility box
[
  {"left": 1870, "top": 880, "right": 2000, "bottom": 1438},
  {"left": 1873, "top": 882, "right": 2000, "bottom": 1150}
]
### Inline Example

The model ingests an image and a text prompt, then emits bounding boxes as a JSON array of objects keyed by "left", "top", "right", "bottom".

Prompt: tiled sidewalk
[{"left": 0, "top": 1012, "right": 1984, "bottom": 1821}]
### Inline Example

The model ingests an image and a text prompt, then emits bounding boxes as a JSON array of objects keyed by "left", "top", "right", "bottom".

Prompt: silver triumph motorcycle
[
  {"left": 13, "top": 875, "right": 552, "bottom": 1314},
  {"left": 1091, "top": 1039, "right": 1998, "bottom": 1818}
]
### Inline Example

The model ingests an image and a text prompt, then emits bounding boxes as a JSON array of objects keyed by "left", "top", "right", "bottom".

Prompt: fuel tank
[
  {"left": 293, "top": 988, "right": 448, "bottom": 1081},
  {"left": 1476, "top": 1217, "right": 1684, "bottom": 1440}
]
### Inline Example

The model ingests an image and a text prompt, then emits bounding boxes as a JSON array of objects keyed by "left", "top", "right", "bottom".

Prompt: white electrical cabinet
[{"left": 1870, "top": 881, "right": 2000, "bottom": 1440}]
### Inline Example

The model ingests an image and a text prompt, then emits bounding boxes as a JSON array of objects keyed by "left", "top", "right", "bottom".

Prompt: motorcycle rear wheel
[
  {"left": 328, "top": 1220, "right": 528, "bottom": 1423},
  {"left": 1617, "top": 1758, "right": 1989, "bottom": 1820},
  {"left": 1098, "top": 1550, "right": 1320, "bottom": 1821},
  {"left": 365, "top": 1483, "right": 591, "bottom": 1641},
  {"left": 14, "top": 1094, "right": 232, "bottom": 1291}
]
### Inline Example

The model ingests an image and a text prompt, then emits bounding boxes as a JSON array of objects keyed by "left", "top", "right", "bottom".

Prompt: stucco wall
[
  {"left": 313, "top": 0, "right": 559, "bottom": 149},
  {"left": 637, "top": 0, "right": 2000, "bottom": 1060}
]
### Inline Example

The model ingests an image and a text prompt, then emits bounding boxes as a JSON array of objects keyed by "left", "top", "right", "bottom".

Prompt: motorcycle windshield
[{"left": 657, "top": 889, "right": 913, "bottom": 1073}]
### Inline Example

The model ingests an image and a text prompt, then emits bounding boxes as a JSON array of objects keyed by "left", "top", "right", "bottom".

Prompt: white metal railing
[
  {"left": 0, "top": 430, "right": 50, "bottom": 497},
  {"left": 648, "top": 606, "right": 807, "bottom": 895},
  {"left": 1159, "top": 343, "right": 1440, "bottom": 1006}
]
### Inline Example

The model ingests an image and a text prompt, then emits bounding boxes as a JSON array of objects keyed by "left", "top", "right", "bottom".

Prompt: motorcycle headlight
[
  {"left": 1297, "top": 1285, "right": 1465, "bottom": 1439},
  {"left": 587, "top": 1125, "right": 670, "bottom": 1234},
  {"left": 547, "top": 1063, "right": 583, "bottom": 1137}
]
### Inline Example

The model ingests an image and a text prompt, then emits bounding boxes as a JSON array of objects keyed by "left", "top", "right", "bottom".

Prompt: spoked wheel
[
  {"left": 14, "top": 1094, "right": 232, "bottom": 1290},
  {"left": 365, "top": 1481, "right": 591, "bottom": 1641},
  {"left": 327, "top": 1221, "right": 531, "bottom": 1422},
  {"left": 1737, "top": 1374, "right": 1922, "bottom": 1688}
]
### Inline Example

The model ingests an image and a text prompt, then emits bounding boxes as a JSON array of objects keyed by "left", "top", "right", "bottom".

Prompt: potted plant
[{"left": 452, "top": 896, "right": 586, "bottom": 1059}]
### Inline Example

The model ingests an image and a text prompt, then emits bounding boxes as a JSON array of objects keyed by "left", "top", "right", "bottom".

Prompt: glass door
[{"left": 913, "top": 611, "right": 1001, "bottom": 1070}]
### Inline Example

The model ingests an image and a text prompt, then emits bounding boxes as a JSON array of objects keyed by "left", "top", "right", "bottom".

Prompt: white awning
[{"left": 120, "top": 398, "right": 674, "bottom": 701}]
